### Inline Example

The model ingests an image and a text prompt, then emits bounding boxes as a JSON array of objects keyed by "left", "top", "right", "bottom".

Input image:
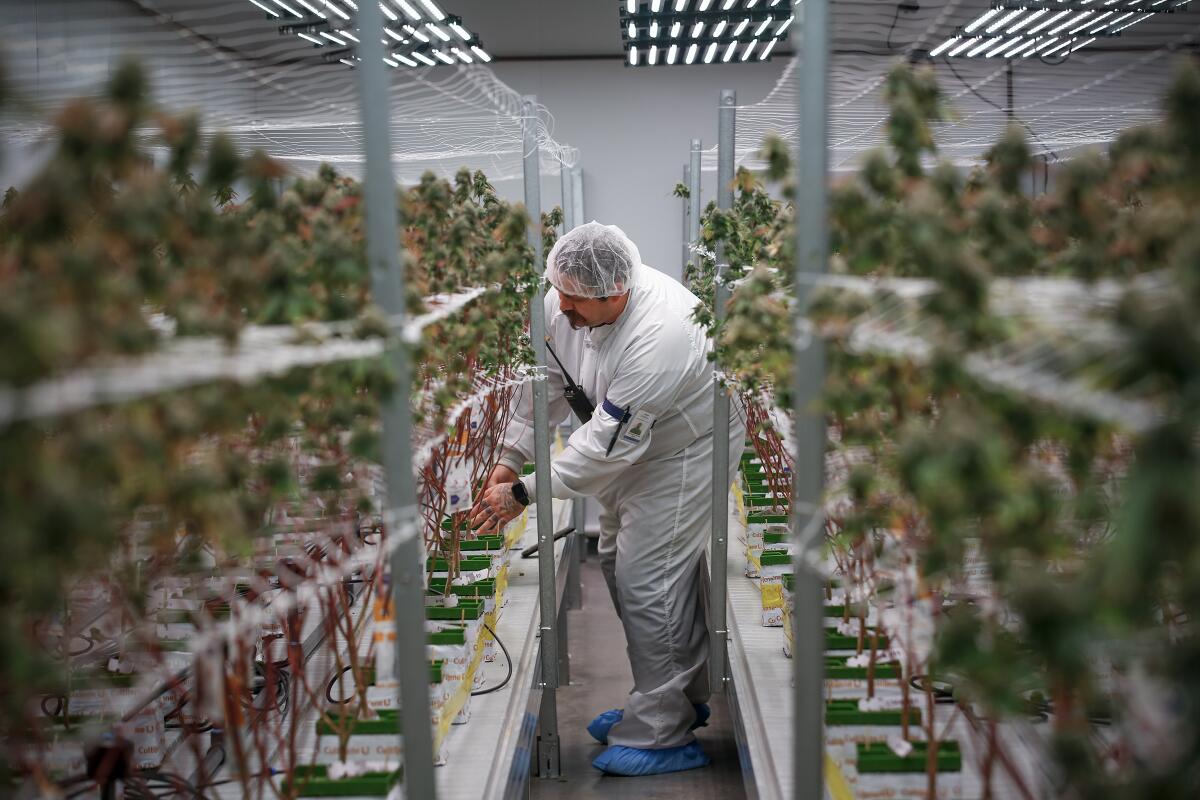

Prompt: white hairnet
[{"left": 545, "top": 221, "right": 640, "bottom": 298}]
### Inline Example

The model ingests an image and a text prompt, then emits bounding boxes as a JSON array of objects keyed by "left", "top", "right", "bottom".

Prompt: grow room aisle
[{"left": 531, "top": 556, "right": 746, "bottom": 800}]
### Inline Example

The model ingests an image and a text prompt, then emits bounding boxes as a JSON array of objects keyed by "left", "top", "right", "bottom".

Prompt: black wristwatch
[{"left": 511, "top": 480, "right": 531, "bottom": 507}]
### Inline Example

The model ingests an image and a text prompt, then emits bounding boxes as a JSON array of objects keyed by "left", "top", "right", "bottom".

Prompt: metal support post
[
  {"left": 558, "top": 579, "right": 572, "bottom": 684},
  {"left": 563, "top": 427, "right": 583, "bottom": 610},
  {"left": 709, "top": 89, "right": 736, "bottom": 687},
  {"left": 525, "top": 95, "right": 561, "bottom": 780},
  {"left": 571, "top": 165, "right": 585, "bottom": 225},
  {"left": 681, "top": 162, "right": 691, "bottom": 277},
  {"left": 688, "top": 138, "right": 702, "bottom": 286},
  {"left": 354, "top": 3, "right": 437, "bottom": 798},
  {"left": 793, "top": 2, "right": 829, "bottom": 798},
  {"left": 560, "top": 161, "right": 575, "bottom": 232}
]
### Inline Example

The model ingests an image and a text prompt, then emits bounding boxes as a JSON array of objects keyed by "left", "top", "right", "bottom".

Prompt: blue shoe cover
[
  {"left": 587, "top": 703, "right": 711, "bottom": 744},
  {"left": 587, "top": 709, "right": 624, "bottom": 744},
  {"left": 592, "top": 741, "right": 711, "bottom": 776}
]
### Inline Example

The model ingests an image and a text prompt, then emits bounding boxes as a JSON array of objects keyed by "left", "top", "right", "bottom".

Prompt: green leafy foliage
[{"left": 701, "top": 60, "right": 1200, "bottom": 796}]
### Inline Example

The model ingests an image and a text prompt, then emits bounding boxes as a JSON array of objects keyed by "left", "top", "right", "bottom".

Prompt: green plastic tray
[
  {"left": 856, "top": 741, "right": 961, "bottom": 774},
  {"left": 826, "top": 699, "right": 921, "bottom": 727},
  {"left": 287, "top": 765, "right": 401, "bottom": 797},
  {"left": 825, "top": 657, "right": 899, "bottom": 680}
]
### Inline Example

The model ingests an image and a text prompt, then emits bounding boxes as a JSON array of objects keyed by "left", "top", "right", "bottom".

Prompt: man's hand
[
  {"left": 484, "top": 464, "right": 518, "bottom": 492},
  {"left": 470, "top": 482, "right": 524, "bottom": 535}
]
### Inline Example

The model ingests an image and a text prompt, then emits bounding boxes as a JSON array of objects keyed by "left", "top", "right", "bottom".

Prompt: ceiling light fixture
[
  {"left": 934, "top": 0, "right": 1188, "bottom": 59},
  {"left": 620, "top": 0, "right": 794, "bottom": 67}
]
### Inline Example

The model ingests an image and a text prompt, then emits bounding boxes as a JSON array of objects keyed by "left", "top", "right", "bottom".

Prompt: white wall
[{"left": 488, "top": 58, "right": 788, "bottom": 282}]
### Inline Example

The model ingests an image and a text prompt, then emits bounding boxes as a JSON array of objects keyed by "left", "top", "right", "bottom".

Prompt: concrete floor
[{"left": 531, "top": 554, "right": 747, "bottom": 800}]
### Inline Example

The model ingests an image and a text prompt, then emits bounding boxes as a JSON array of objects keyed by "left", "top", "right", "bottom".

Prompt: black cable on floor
[
  {"left": 471, "top": 623, "right": 513, "bottom": 696},
  {"left": 326, "top": 664, "right": 357, "bottom": 705}
]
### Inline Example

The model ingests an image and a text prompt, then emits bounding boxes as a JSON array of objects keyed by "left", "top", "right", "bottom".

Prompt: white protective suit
[{"left": 498, "top": 259, "right": 744, "bottom": 750}]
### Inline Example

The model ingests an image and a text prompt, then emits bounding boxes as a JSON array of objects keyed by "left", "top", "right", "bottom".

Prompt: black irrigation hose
[
  {"left": 909, "top": 674, "right": 958, "bottom": 704},
  {"left": 326, "top": 664, "right": 358, "bottom": 705},
  {"left": 123, "top": 770, "right": 206, "bottom": 800},
  {"left": 41, "top": 695, "right": 65, "bottom": 717},
  {"left": 472, "top": 623, "right": 513, "bottom": 697}
]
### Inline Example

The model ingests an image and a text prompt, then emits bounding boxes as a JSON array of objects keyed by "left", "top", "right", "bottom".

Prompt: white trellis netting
[
  {"left": 701, "top": 0, "right": 1200, "bottom": 172},
  {"left": 0, "top": 0, "right": 576, "bottom": 184}
]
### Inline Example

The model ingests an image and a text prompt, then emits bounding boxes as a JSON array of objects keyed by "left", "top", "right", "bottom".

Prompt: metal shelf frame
[{"left": 686, "top": 3, "right": 829, "bottom": 797}]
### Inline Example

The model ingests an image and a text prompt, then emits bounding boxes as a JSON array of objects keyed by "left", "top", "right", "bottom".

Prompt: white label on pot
[
  {"left": 315, "top": 734, "right": 402, "bottom": 766},
  {"left": 886, "top": 735, "right": 914, "bottom": 759}
]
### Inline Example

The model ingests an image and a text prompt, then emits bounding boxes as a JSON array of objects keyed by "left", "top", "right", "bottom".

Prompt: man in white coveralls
[{"left": 471, "top": 221, "right": 743, "bottom": 777}]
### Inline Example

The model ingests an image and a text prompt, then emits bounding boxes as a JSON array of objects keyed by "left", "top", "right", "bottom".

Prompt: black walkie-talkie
[{"left": 545, "top": 338, "right": 595, "bottom": 425}]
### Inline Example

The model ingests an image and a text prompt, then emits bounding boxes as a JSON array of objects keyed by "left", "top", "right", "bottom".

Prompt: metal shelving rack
[{"left": 686, "top": 3, "right": 831, "bottom": 796}]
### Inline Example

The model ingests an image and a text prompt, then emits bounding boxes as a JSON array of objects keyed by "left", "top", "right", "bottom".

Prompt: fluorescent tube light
[
  {"left": 733, "top": 17, "right": 750, "bottom": 36},
  {"left": 1040, "top": 38, "right": 1073, "bottom": 56},
  {"left": 703, "top": 41, "right": 719, "bottom": 62},
  {"left": 297, "top": 31, "right": 323, "bottom": 45},
  {"left": 1007, "top": 8, "right": 1045, "bottom": 33},
  {"left": 432, "top": 49, "right": 455, "bottom": 63},
  {"left": 670, "top": 21, "right": 682, "bottom": 37},
  {"left": 667, "top": 43, "right": 679, "bottom": 63},
  {"left": 471, "top": 45, "right": 492, "bottom": 61},
  {"left": 722, "top": 40, "right": 737, "bottom": 61},
  {"left": 451, "top": 47, "right": 472, "bottom": 62},
  {"left": 248, "top": 0, "right": 281, "bottom": 18},
  {"left": 395, "top": 53, "right": 418, "bottom": 66},
  {"left": 685, "top": 42, "right": 699, "bottom": 63},
  {"left": 629, "top": 45, "right": 639, "bottom": 65},
  {"left": 984, "top": 37, "right": 1016, "bottom": 57},
  {"left": 711, "top": 20, "right": 727, "bottom": 36},
  {"left": 378, "top": 3, "right": 397, "bottom": 21},
  {"left": 449, "top": 22, "right": 471, "bottom": 40},
  {"left": 759, "top": 36, "right": 777, "bottom": 59},
  {"left": 741, "top": 39, "right": 758, "bottom": 60},
  {"left": 1027, "top": 9, "right": 1070, "bottom": 34},
  {"left": 323, "top": 1, "right": 350, "bottom": 20},
  {"left": 775, "top": 15, "right": 793, "bottom": 35},
  {"left": 986, "top": 8, "right": 1025, "bottom": 33},
  {"left": 948, "top": 36, "right": 980, "bottom": 56},
  {"left": 1049, "top": 11, "right": 1091, "bottom": 36},
  {"left": 419, "top": 0, "right": 446, "bottom": 20},
  {"left": 411, "top": 50, "right": 436, "bottom": 65},
  {"left": 271, "top": 0, "right": 302, "bottom": 17},
  {"left": 966, "top": 37, "right": 994, "bottom": 57},
  {"left": 649, "top": 44, "right": 659, "bottom": 64},
  {"left": 296, "top": 0, "right": 326, "bottom": 16},
  {"left": 963, "top": 8, "right": 998, "bottom": 33},
  {"left": 754, "top": 17, "right": 772, "bottom": 36},
  {"left": 319, "top": 30, "right": 347, "bottom": 45},
  {"left": 691, "top": 21, "right": 705, "bottom": 37},
  {"left": 394, "top": 0, "right": 421, "bottom": 20},
  {"left": 929, "top": 37, "right": 958, "bottom": 58}
]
